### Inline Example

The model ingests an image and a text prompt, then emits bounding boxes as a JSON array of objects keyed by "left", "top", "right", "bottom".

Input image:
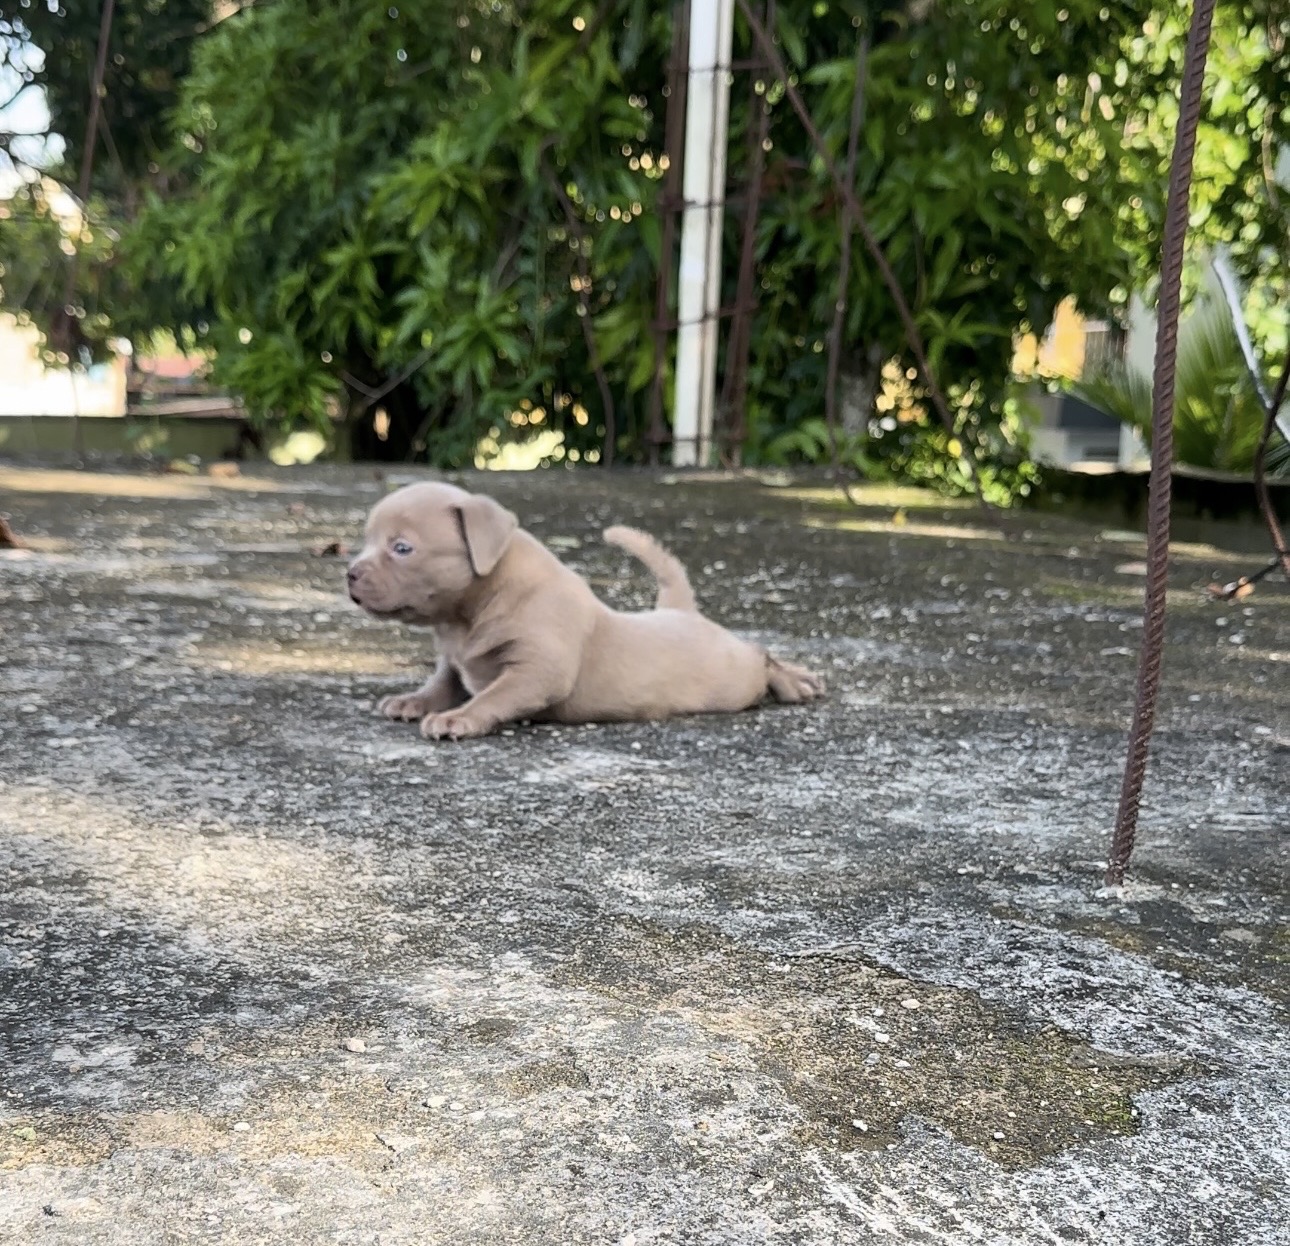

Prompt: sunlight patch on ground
[
  {"left": 0, "top": 467, "right": 285, "bottom": 500},
  {"left": 193, "top": 640, "right": 409, "bottom": 676},
  {"left": 1169, "top": 538, "right": 1271, "bottom": 563},
  {"left": 223, "top": 580, "right": 345, "bottom": 612},
  {"left": 0, "top": 534, "right": 72, "bottom": 554},
  {"left": 0, "top": 785, "right": 341, "bottom": 939},
  {"left": 775, "top": 484, "right": 975, "bottom": 511},
  {"left": 802, "top": 514, "right": 1002, "bottom": 543}
]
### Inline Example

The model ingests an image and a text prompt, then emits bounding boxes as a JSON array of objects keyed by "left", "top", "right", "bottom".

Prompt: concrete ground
[{"left": 0, "top": 463, "right": 1286, "bottom": 1245}]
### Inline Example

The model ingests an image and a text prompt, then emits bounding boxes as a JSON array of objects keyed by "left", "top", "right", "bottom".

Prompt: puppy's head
[{"left": 346, "top": 482, "right": 517, "bottom": 622}]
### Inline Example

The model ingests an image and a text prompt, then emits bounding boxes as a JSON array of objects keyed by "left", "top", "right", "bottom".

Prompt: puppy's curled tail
[{"left": 603, "top": 525, "right": 697, "bottom": 612}]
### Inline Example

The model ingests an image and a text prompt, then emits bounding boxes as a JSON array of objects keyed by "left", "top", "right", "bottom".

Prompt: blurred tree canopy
[
  {"left": 0, "top": 0, "right": 1286, "bottom": 484},
  {"left": 0, "top": 0, "right": 218, "bottom": 357}
]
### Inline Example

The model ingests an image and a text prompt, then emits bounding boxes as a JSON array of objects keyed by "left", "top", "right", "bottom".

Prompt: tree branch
[
  {"left": 1252, "top": 339, "right": 1290, "bottom": 580},
  {"left": 545, "top": 161, "right": 617, "bottom": 467},
  {"left": 825, "top": 25, "right": 869, "bottom": 471}
]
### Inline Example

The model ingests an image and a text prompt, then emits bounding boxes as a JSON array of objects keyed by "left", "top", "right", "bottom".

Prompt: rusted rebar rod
[
  {"left": 734, "top": 0, "right": 989, "bottom": 506},
  {"left": 1105, "top": 0, "right": 1218, "bottom": 888},
  {"left": 1211, "top": 254, "right": 1290, "bottom": 581}
]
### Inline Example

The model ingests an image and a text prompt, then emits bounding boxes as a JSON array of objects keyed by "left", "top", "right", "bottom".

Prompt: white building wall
[{"left": 0, "top": 314, "right": 127, "bottom": 417}]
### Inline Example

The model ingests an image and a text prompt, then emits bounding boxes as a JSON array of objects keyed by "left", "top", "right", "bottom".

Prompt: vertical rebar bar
[
  {"left": 1105, "top": 0, "right": 1218, "bottom": 887},
  {"left": 718, "top": 0, "right": 774, "bottom": 467},
  {"left": 648, "top": 0, "right": 691, "bottom": 465}
]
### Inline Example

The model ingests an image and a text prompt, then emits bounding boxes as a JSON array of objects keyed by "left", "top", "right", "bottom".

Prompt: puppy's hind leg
[{"left": 766, "top": 654, "right": 825, "bottom": 704}]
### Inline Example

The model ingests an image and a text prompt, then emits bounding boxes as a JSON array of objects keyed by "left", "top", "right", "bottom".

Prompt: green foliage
[
  {"left": 2, "top": 0, "right": 1288, "bottom": 486},
  {"left": 0, "top": 178, "right": 106, "bottom": 364},
  {"left": 1, "top": 0, "right": 212, "bottom": 187},
  {"left": 0, "top": 0, "right": 217, "bottom": 362},
  {"left": 1072, "top": 280, "right": 1289, "bottom": 475},
  {"left": 114, "top": 0, "right": 667, "bottom": 457},
  {"left": 735, "top": 0, "right": 1143, "bottom": 475},
  {"left": 1105, "top": 2, "right": 1290, "bottom": 346},
  {"left": 764, "top": 418, "right": 873, "bottom": 476},
  {"left": 870, "top": 414, "right": 1043, "bottom": 510},
  {"left": 762, "top": 391, "right": 1041, "bottom": 507}
]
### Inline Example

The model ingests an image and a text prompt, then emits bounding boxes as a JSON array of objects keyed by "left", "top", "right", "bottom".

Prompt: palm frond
[
  {"left": 1066, "top": 280, "right": 1275, "bottom": 475},
  {"left": 1070, "top": 363, "right": 1152, "bottom": 436}
]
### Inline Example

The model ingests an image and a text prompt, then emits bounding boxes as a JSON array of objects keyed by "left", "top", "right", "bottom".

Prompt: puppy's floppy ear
[{"left": 454, "top": 493, "right": 517, "bottom": 576}]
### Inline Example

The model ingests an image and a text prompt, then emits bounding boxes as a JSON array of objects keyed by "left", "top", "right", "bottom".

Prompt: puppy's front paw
[
  {"left": 379, "top": 691, "right": 433, "bottom": 721},
  {"left": 420, "top": 710, "right": 489, "bottom": 741}
]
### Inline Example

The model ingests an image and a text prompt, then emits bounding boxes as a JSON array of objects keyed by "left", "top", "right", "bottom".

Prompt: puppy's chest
[{"left": 436, "top": 626, "right": 505, "bottom": 696}]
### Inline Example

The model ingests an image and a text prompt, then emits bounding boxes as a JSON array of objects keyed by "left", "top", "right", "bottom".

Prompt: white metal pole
[{"left": 672, "top": 0, "right": 734, "bottom": 467}]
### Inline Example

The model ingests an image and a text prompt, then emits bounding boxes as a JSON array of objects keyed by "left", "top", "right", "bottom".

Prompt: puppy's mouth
[
  {"left": 349, "top": 593, "right": 414, "bottom": 620},
  {"left": 359, "top": 602, "right": 416, "bottom": 620}
]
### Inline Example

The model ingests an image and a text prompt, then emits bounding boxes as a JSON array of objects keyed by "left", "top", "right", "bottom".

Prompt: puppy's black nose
[{"left": 346, "top": 566, "right": 360, "bottom": 586}]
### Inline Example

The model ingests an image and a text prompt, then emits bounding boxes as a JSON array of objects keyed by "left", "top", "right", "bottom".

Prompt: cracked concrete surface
[{"left": 0, "top": 463, "right": 1287, "bottom": 1244}]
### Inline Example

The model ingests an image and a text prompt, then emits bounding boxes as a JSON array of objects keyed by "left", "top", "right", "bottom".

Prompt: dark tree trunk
[
  {"left": 840, "top": 343, "right": 885, "bottom": 439},
  {"left": 347, "top": 383, "right": 428, "bottom": 462}
]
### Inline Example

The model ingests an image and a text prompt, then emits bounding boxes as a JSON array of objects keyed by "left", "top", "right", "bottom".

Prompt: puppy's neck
[{"left": 437, "top": 541, "right": 526, "bottom": 627}]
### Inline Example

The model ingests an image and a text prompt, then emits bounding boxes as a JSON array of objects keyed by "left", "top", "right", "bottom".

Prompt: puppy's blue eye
[{"left": 392, "top": 540, "right": 413, "bottom": 556}]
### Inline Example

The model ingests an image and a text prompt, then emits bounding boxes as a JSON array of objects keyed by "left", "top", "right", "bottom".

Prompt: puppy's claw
[
  {"left": 767, "top": 657, "right": 825, "bottom": 704},
  {"left": 420, "top": 711, "right": 486, "bottom": 741},
  {"left": 379, "top": 692, "right": 429, "bottom": 721}
]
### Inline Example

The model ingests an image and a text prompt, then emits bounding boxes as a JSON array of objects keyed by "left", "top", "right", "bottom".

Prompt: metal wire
[
  {"left": 1211, "top": 253, "right": 1290, "bottom": 581},
  {"left": 1105, "top": 0, "right": 1218, "bottom": 888}
]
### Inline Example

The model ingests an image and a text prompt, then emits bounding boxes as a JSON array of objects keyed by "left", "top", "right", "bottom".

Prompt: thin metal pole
[
  {"left": 1211, "top": 253, "right": 1290, "bottom": 578},
  {"left": 1212, "top": 252, "right": 1290, "bottom": 446},
  {"left": 1105, "top": 0, "right": 1218, "bottom": 887}
]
